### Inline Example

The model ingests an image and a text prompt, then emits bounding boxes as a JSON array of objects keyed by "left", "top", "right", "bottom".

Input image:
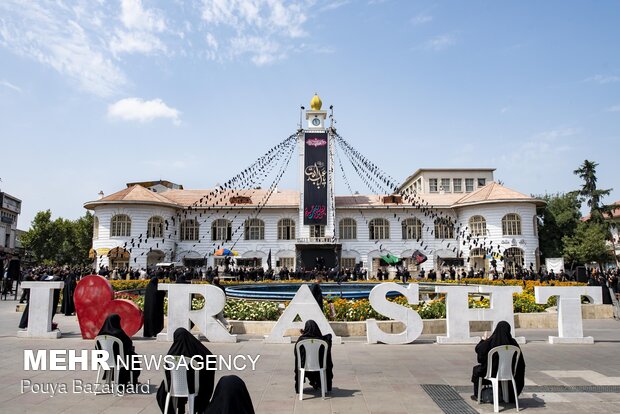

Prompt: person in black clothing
[
  {"left": 294, "top": 320, "right": 333, "bottom": 393},
  {"left": 176, "top": 274, "right": 190, "bottom": 284},
  {"left": 471, "top": 321, "right": 525, "bottom": 402},
  {"left": 206, "top": 375, "right": 255, "bottom": 414},
  {"left": 213, "top": 277, "right": 226, "bottom": 294},
  {"left": 143, "top": 277, "right": 166, "bottom": 338},
  {"left": 599, "top": 276, "right": 613, "bottom": 304},
  {"left": 429, "top": 269, "right": 436, "bottom": 281},
  {"left": 156, "top": 328, "right": 215, "bottom": 414},
  {"left": 19, "top": 272, "right": 33, "bottom": 303},
  {"left": 310, "top": 277, "right": 323, "bottom": 311},
  {"left": 61, "top": 273, "right": 77, "bottom": 316},
  {"left": 97, "top": 314, "right": 140, "bottom": 385}
]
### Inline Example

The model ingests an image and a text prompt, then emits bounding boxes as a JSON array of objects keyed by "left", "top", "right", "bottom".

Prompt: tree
[
  {"left": 21, "top": 210, "right": 94, "bottom": 266},
  {"left": 573, "top": 160, "right": 613, "bottom": 224},
  {"left": 20, "top": 210, "right": 55, "bottom": 263},
  {"left": 536, "top": 192, "right": 581, "bottom": 259},
  {"left": 73, "top": 212, "right": 95, "bottom": 265},
  {"left": 562, "top": 221, "right": 611, "bottom": 267}
]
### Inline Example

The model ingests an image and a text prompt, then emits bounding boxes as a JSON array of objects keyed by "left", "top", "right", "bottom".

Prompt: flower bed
[
  {"left": 114, "top": 291, "right": 552, "bottom": 322},
  {"left": 109, "top": 277, "right": 577, "bottom": 321}
]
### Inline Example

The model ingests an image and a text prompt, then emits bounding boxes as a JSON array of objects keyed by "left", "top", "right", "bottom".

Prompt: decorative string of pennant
[
  {"left": 334, "top": 131, "right": 510, "bottom": 265},
  {"left": 181, "top": 135, "right": 298, "bottom": 258}
]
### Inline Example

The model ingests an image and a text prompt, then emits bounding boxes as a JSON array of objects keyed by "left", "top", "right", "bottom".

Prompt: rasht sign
[{"left": 18, "top": 281, "right": 602, "bottom": 345}]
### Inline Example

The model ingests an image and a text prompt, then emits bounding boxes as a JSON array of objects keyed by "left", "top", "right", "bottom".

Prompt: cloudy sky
[{"left": 1, "top": 0, "right": 619, "bottom": 227}]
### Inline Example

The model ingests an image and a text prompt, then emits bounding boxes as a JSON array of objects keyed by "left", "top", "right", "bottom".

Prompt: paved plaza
[{"left": 1, "top": 300, "right": 619, "bottom": 414}]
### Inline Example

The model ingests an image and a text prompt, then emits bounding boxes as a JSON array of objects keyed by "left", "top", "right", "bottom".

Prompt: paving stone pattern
[{"left": 1, "top": 300, "right": 619, "bottom": 413}]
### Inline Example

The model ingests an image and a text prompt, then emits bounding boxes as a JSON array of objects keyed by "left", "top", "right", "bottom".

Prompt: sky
[{"left": 1, "top": 0, "right": 619, "bottom": 229}]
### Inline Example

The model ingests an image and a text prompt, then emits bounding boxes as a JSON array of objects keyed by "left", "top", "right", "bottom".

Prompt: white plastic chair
[
  {"left": 163, "top": 356, "right": 200, "bottom": 414},
  {"left": 94, "top": 335, "right": 133, "bottom": 393},
  {"left": 295, "top": 338, "right": 328, "bottom": 400},
  {"left": 477, "top": 344, "right": 521, "bottom": 413}
]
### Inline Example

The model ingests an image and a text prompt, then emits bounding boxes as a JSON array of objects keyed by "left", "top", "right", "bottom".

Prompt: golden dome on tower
[{"left": 310, "top": 93, "right": 322, "bottom": 110}]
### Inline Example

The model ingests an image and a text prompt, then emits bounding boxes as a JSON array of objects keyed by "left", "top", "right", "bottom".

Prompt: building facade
[
  {"left": 0, "top": 192, "right": 21, "bottom": 256},
  {"left": 85, "top": 98, "right": 544, "bottom": 274}
]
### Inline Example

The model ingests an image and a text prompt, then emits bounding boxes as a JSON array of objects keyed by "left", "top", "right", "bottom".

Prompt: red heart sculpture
[{"left": 74, "top": 275, "right": 144, "bottom": 339}]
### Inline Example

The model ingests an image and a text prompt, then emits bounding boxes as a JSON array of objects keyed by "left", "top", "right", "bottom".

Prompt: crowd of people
[{"left": 4, "top": 260, "right": 620, "bottom": 304}]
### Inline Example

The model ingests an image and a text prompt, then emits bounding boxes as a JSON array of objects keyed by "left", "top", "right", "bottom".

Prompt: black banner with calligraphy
[{"left": 303, "top": 132, "right": 328, "bottom": 225}]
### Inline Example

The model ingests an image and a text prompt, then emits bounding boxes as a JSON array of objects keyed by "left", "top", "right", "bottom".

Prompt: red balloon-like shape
[{"left": 74, "top": 275, "right": 144, "bottom": 339}]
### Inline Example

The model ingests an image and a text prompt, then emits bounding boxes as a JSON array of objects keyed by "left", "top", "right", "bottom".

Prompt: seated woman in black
[
  {"left": 294, "top": 320, "right": 333, "bottom": 393},
  {"left": 96, "top": 313, "right": 140, "bottom": 385},
  {"left": 471, "top": 321, "right": 525, "bottom": 402},
  {"left": 156, "top": 328, "right": 215, "bottom": 414},
  {"left": 206, "top": 375, "right": 254, "bottom": 414}
]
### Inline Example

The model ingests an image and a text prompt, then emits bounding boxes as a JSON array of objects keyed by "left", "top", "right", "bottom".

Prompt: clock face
[{"left": 312, "top": 118, "right": 321, "bottom": 126}]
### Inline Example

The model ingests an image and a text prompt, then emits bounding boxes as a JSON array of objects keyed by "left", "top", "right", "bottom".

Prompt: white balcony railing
[{"left": 296, "top": 237, "right": 339, "bottom": 244}]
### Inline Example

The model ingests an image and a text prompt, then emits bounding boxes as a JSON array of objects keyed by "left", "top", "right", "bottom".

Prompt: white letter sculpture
[
  {"left": 367, "top": 282, "right": 423, "bottom": 344},
  {"left": 435, "top": 285, "right": 479, "bottom": 344},
  {"left": 17, "top": 281, "right": 64, "bottom": 339},
  {"left": 157, "top": 284, "right": 236, "bottom": 343},
  {"left": 477, "top": 285, "right": 525, "bottom": 344},
  {"left": 265, "top": 284, "right": 341, "bottom": 344},
  {"left": 435, "top": 285, "right": 523, "bottom": 344},
  {"left": 535, "top": 286, "right": 602, "bottom": 344}
]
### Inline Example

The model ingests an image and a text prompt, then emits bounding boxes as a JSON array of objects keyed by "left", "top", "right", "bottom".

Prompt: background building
[
  {"left": 85, "top": 172, "right": 543, "bottom": 274},
  {"left": 0, "top": 192, "right": 21, "bottom": 256},
  {"left": 85, "top": 98, "right": 544, "bottom": 275}
]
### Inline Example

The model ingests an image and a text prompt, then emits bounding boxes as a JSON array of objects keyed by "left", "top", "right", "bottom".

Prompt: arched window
[
  {"left": 147, "top": 216, "right": 164, "bottom": 238},
  {"left": 369, "top": 218, "right": 390, "bottom": 240},
  {"left": 211, "top": 219, "right": 231, "bottom": 241},
  {"left": 244, "top": 218, "right": 265, "bottom": 240},
  {"left": 434, "top": 217, "right": 454, "bottom": 239},
  {"left": 180, "top": 219, "right": 199, "bottom": 241},
  {"left": 93, "top": 216, "right": 99, "bottom": 239},
  {"left": 110, "top": 214, "right": 131, "bottom": 237},
  {"left": 402, "top": 218, "right": 422, "bottom": 240},
  {"left": 469, "top": 215, "right": 487, "bottom": 236},
  {"left": 502, "top": 214, "right": 522, "bottom": 236},
  {"left": 503, "top": 247, "right": 524, "bottom": 273},
  {"left": 339, "top": 218, "right": 357, "bottom": 239},
  {"left": 277, "top": 218, "right": 296, "bottom": 240},
  {"left": 533, "top": 215, "right": 538, "bottom": 237}
]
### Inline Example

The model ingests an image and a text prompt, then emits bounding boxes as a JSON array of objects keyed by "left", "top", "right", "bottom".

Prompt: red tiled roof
[
  {"left": 454, "top": 182, "right": 545, "bottom": 207},
  {"left": 85, "top": 182, "right": 544, "bottom": 210}
]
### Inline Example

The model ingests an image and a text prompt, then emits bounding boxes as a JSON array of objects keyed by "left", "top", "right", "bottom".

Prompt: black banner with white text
[{"left": 303, "top": 132, "right": 328, "bottom": 225}]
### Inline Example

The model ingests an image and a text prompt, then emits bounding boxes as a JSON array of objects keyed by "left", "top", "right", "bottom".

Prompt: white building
[
  {"left": 0, "top": 192, "right": 21, "bottom": 256},
  {"left": 85, "top": 97, "right": 544, "bottom": 274}
]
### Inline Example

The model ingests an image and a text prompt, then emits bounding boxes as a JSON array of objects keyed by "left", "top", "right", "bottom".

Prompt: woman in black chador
[
  {"left": 156, "top": 328, "right": 215, "bottom": 414},
  {"left": 61, "top": 273, "right": 77, "bottom": 316},
  {"left": 143, "top": 277, "right": 165, "bottom": 337},
  {"left": 294, "top": 320, "right": 333, "bottom": 393},
  {"left": 310, "top": 277, "right": 323, "bottom": 311},
  {"left": 97, "top": 314, "right": 140, "bottom": 385},
  {"left": 206, "top": 375, "right": 255, "bottom": 414},
  {"left": 471, "top": 321, "right": 525, "bottom": 402}
]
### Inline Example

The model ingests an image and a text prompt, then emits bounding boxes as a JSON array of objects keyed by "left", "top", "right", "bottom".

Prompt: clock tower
[
  {"left": 296, "top": 93, "right": 340, "bottom": 271},
  {"left": 305, "top": 93, "right": 328, "bottom": 129}
]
